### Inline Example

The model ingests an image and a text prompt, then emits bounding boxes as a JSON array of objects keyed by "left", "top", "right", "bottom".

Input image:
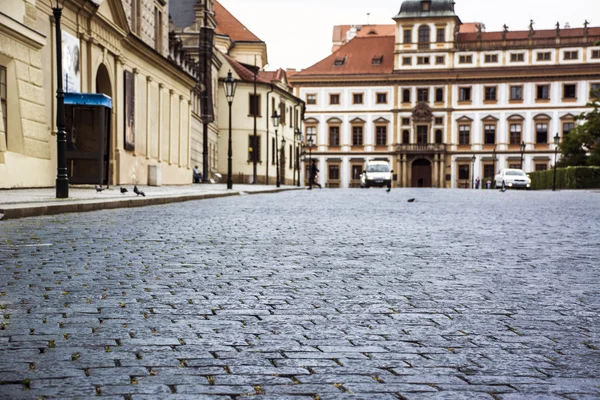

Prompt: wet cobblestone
[{"left": 0, "top": 189, "right": 599, "bottom": 399}]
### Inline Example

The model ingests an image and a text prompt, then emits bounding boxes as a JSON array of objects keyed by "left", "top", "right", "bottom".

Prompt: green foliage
[
  {"left": 529, "top": 166, "right": 600, "bottom": 190},
  {"left": 559, "top": 89, "right": 600, "bottom": 166}
]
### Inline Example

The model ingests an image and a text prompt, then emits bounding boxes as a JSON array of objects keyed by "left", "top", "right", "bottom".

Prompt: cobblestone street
[{"left": 0, "top": 189, "right": 599, "bottom": 399}]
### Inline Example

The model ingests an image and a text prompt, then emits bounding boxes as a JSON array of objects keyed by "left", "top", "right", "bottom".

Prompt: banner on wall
[{"left": 62, "top": 30, "right": 81, "bottom": 93}]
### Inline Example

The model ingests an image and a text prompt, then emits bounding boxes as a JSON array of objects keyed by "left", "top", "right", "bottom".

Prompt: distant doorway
[{"left": 411, "top": 158, "right": 432, "bottom": 187}]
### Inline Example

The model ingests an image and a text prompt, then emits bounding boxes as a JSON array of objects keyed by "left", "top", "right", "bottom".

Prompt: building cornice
[{"left": 0, "top": 11, "right": 46, "bottom": 49}]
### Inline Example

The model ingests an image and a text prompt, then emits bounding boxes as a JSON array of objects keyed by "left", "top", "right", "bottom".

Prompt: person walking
[{"left": 309, "top": 159, "right": 322, "bottom": 190}]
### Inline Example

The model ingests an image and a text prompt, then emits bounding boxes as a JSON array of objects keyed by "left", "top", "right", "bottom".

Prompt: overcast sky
[{"left": 216, "top": 0, "right": 598, "bottom": 71}]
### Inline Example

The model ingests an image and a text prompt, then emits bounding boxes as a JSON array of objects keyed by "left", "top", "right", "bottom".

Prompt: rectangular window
[
  {"left": 536, "top": 123, "right": 548, "bottom": 144},
  {"left": 592, "top": 50, "right": 600, "bottom": 59},
  {"left": 329, "top": 94, "right": 340, "bottom": 105},
  {"left": 417, "top": 88, "right": 429, "bottom": 102},
  {"left": 510, "top": 124, "right": 522, "bottom": 145},
  {"left": 435, "top": 56, "right": 445, "bottom": 65},
  {"left": 376, "top": 93, "right": 388, "bottom": 104},
  {"left": 417, "top": 56, "right": 430, "bottom": 65},
  {"left": 459, "top": 55, "right": 472, "bottom": 64},
  {"left": 154, "top": 6, "right": 163, "bottom": 52},
  {"left": 458, "top": 165, "right": 469, "bottom": 180},
  {"left": 510, "top": 53, "right": 525, "bottom": 62},
  {"left": 537, "top": 52, "right": 551, "bottom": 61},
  {"left": 459, "top": 87, "right": 471, "bottom": 102},
  {"left": 563, "top": 50, "right": 579, "bottom": 60},
  {"left": 484, "top": 164, "right": 495, "bottom": 179},
  {"left": 352, "top": 126, "right": 363, "bottom": 146},
  {"left": 403, "top": 57, "right": 412, "bottom": 66},
  {"left": 402, "top": 89, "right": 411, "bottom": 103},
  {"left": 535, "top": 163, "right": 548, "bottom": 171},
  {"left": 484, "top": 124, "right": 496, "bottom": 145},
  {"left": 248, "top": 135, "right": 261, "bottom": 162},
  {"left": 402, "top": 117, "right": 410, "bottom": 125},
  {"left": 484, "top": 86, "right": 497, "bottom": 102},
  {"left": 509, "top": 163, "right": 521, "bottom": 170},
  {"left": 404, "top": 29, "right": 412, "bottom": 44},
  {"left": 131, "top": 0, "right": 141, "bottom": 35},
  {"left": 435, "top": 117, "right": 443, "bottom": 125},
  {"left": 306, "top": 94, "right": 317, "bottom": 105},
  {"left": 329, "top": 164, "right": 340, "bottom": 180},
  {"left": 590, "top": 83, "right": 600, "bottom": 97},
  {"left": 435, "top": 88, "right": 444, "bottom": 103},
  {"left": 563, "top": 122, "right": 575, "bottom": 135},
  {"left": 0, "top": 66, "right": 6, "bottom": 137},
  {"left": 536, "top": 85, "right": 550, "bottom": 100},
  {"left": 437, "top": 28, "right": 445, "bottom": 42},
  {"left": 249, "top": 94, "right": 261, "bottom": 116},
  {"left": 459, "top": 125, "right": 470, "bottom": 145},
  {"left": 329, "top": 126, "right": 340, "bottom": 146},
  {"left": 563, "top": 84, "right": 577, "bottom": 99},
  {"left": 376, "top": 126, "right": 387, "bottom": 146},
  {"left": 484, "top": 54, "right": 498, "bottom": 63},
  {"left": 353, "top": 93, "right": 364, "bottom": 104},
  {"left": 510, "top": 86, "right": 523, "bottom": 101}
]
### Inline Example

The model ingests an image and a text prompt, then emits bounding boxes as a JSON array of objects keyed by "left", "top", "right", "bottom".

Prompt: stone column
[
  {"left": 145, "top": 76, "right": 152, "bottom": 160},
  {"left": 157, "top": 83, "right": 164, "bottom": 163}
]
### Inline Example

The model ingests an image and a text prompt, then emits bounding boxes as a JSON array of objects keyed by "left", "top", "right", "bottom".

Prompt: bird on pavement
[
  {"left": 407, "top": 198, "right": 415, "bottom": 203},
  {"left": 95, "top": 185, "right": 104, "bottom": 193},
  {"left": 133, "top": 185, "right": 145, "bottom": 197},
  {"left": 120, "top": 187, "right": 128, "bottom": 194},
  {"left": 386, "top": 187, "right": 391, "bottom": 193}
]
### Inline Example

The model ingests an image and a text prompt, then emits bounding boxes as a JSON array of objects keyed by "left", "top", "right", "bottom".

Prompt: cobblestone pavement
[{"left": 0, "top": 189, "right": 599, "bottom": 400}]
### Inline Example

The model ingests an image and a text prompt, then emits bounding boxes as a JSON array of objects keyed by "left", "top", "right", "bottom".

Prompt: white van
[{"left": 360, "top": 161, "right": 393, "bottom": 188}]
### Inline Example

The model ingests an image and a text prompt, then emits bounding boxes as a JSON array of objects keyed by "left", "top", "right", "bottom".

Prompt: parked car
[
  {"left": 361, "top": 161, "right": 393, "bottom": 188},
  {"left": 494, "top": 168, "right": 531, "bottom": 189}
]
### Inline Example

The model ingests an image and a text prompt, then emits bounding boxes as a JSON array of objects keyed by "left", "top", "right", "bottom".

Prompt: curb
[{"left": 0, "top": 187, "right": 302, "bottom": 220}]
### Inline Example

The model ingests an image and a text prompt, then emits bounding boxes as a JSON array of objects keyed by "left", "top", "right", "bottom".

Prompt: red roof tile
[
  {"left": 296, "top": 36, "right": 395, "bottom": 77},
  {"left": 214, "top": 0, "right": 263, "bottom": 43},
  {"left": 224, "top": 54, "right": 272, "bottom": 84}
]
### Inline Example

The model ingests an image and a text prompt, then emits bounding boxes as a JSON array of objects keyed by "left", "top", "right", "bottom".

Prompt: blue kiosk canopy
[{"left": 64, "top": 93, "right": 112, "bottom": 108}]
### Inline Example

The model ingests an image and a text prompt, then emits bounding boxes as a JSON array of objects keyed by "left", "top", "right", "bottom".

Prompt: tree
[{"left": 559, "top": 89, "right": 600, "bottom": 167}]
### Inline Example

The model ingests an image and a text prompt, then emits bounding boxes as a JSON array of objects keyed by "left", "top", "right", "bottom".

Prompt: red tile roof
[
  {"left": 296, "top": 36, "right": 395, "bottom": 77},
  {"left": 214, "top": 0, "right": 263, "bottom": 43},
  {"left": 224, "top": 55, "right": 292, "bottom": 87}
]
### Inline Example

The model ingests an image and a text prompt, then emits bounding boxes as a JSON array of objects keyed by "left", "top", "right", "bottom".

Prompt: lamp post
[
  {"left": 471, "top": 154, "right": 476, "bottom": 189},
  {"left": 272, "top": 111, "right": 280, "bottom": 187},
  {"left": 281, "top": 136, "right": 286, "bottom": 186},
  {"left": 295, "top": 128, "right": 302, "bottom": 187},
  {"left": 520, "top": 141, "right": 526, "bottom": 170},
  {"left": 223, "top": 71, "right": 237, "bottom": 190},
  {"left": 52, "top": 0, "right": 69, "bottom": 199},
  {"left": 492, "top": 144, "right": 497, "bottom": 189},
  {"left": 552, "top": 133, "right": 560, "bottom": 191},
  {"left": 307, "top": 135, "right": 314, "bottom": 187}
]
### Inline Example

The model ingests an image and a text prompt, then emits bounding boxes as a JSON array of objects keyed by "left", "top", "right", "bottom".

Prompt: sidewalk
[{"left": 0, "top": 184, "right": 302, "bottom": 220}]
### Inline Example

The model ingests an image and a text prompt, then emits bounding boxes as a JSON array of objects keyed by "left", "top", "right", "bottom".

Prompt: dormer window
[
  {"left": 421, "top": 1, "right": 431, "bottom": 11},
  {"left": 372, "top": 55, "right": 383, "bottom": 65},
  {"left": 334, "top": 57, "right": 346, "bottom": 67},
  {"left": 368, "top": 30, "right": 377, "bottom": 35}
]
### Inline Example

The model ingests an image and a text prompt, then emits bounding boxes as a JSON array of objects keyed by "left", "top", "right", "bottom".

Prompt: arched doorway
[
  {"left": 411, "top": 158, "right": 432, "bottom": 187},
  {"left": 96, "top": 64, "right": 112, "bottom": 97}
]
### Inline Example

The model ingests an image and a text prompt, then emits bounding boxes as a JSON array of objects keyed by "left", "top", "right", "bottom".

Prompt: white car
[
  {"left": 494, "top": 168, "right": 531, "bottom": 189},
  {"left": 361, "top": 161, "right": 393, "bottom": 188}
]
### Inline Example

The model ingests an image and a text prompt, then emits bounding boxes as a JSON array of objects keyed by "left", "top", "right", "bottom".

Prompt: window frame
[
  {"left": 537, "top": 52, "right": 551, "bottom": 61},
  {"left": 483, "top": 123, "right": 496, "bottom": 145},
  {"left": 563, "top": 50, "right": 579, "bottom": 61},
  {"left": 402, "top": 89, "right": 411, "bottom": 104},
  {"left": 509, "top": 122, "right": 523, "bottom": 145},
  {"left": 351, "top": 122, "right": 364, "bottom": 147},
  {"left": 402, "top": 56, "right": 412, "bottom": 66},
  {"left": 375, "top": 124, "right": 388, "bottom": 147},
  {"left": 484, "top": 54, "right": 498, "bottom": 63},
  {"left": 483, "top": 86, "right": 498, "bottom": 103},
  {"left": 306, "top": 93, "right": 317, "bottom": 105},
  {"left": 459, "top": 54, "right": 473, "bottom": 64},
  {"left": 534, "top": 121, "right": 549, "bottom": 145},
  {"left": 417, "top": 88, "right": 429, "bottom": 103},
  {"left": 436, "top": 27, "right": 445, "bottom": 42},
  {"left": 154, "top": 5, "right": 163, "bottom": 53},
  {"left": 329, "top": 93, "right": 340, "bottom": 105},
  {"left": 352, "top": 93, "right": 364, "bottom": 105},
  {"left": 248, "top": 93, "right": 262, "bottom": 117},
  {"left": 510, "top": 53, "right": 525, "bottom": 62},
  {"left": 328, "top": 124, "right": 341, "bottom": 147},
  {"left": 435, "top": 88, "right": 444, "bottom": 103},
  {"left": 536, "top": 84, "right": 550, "bottom": 102},
  {"left": 417, "top": 56, "right": 430, "bottom": 65},
  {"left": 509, "top": 85, "right": 524, "bottom": 102},
  {"left": 376, "top": 92, "right": 388, "bottom": 104},
  {"left": 403, "top": 29, "right": 412, "bottom": 44},
  {"left": 592, "top": 50, "right": 600, "bottom": 59},
  {"left": 563, "top": 83, "right": 577, "bottom": 101},
  {"left": 458, "top": 124, "right": 471, "bottom": 145},
  {"left": 435, "top": 56, "right": 445, "bottom": 65},
  {"left": 247, "top": 134, "right": 262, "bottom": 163},
  {"left": 458, "top": 86, "right": 472, "bottom": 103}
]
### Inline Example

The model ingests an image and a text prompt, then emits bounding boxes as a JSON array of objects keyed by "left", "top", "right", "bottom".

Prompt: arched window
[
  {"left": 435, "top": 130, "right": 443, "bottom": 144},
  {"left": 418, "top": 25, "right": 430, "bottom": 49}
]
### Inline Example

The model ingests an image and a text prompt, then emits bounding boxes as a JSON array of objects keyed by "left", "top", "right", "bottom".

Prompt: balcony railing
[
  {"left": 397, "top": 143, "right": 446, "bottom": 153},
  {"left": 455, "top": 35, "right": 600, "bottom": 51}
]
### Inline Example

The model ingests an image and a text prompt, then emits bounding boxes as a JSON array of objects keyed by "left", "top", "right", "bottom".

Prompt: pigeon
[
  {"left": 500, "top": 187, "right": 507, "bottom": 193},
  {"left": 386, "top": 187, "right": 391, "bottom": 193},
  {"left": 407, "top": 198, "right": 415, "bottom": 203},
  {"left": 95, "top": 185, "right": 104, "bottom": 192},
  {"left": 133, "top": 185, "right": 145, "bottom": 197},
  {"left": 120, "top": 187, "right": 128, "bottom": 194}
]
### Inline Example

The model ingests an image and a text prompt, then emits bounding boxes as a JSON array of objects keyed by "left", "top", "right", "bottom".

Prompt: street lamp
[
  {"left": 552, "top": 133, "right": 560, "bottom": 191},
  {"left": 295, "top": 128, "right": 302, "bottom": 187},
  {"left": 272, "top": 111, "right": 280, "bottom": 187},
  {"left": 520, "top": 141, "right": 526, "bottom": 170},
  {"left": 52, "top": 0, "right": 69, "bottom": 198},
  {"left": 223, "top": 71, "right": 237, "bottom": 190},
  {"left": 471, "top": 155, "right": 476, "bottom": 189},
  {"left": 492, "top": 144, "right": 497, "bottom": 190},
  {"left": 281, "top": 136, "right": 286, "bottom": 186},
  {"left": 307, "top": 134, "right": 314, "bottom": 187}
]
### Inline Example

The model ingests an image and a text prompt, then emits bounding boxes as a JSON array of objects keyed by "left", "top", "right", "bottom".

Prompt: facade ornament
[
  {"left": 528, "top": 20, "right": 535, "bottom": 37},
  {"left": 412, "top": 101, "right": 433, "bottom": 122},
  {"left": 502, "top": 24, "right": 509, "bottom": 40},
  {"left": 584, "top": 20, "right": 589, "bottom": 36},
  {"left": 476, "top": 23, "right": 483, "bottom": 40},
  {"left": 555, "top": 22, "right": 561, "bottom": 37}
]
